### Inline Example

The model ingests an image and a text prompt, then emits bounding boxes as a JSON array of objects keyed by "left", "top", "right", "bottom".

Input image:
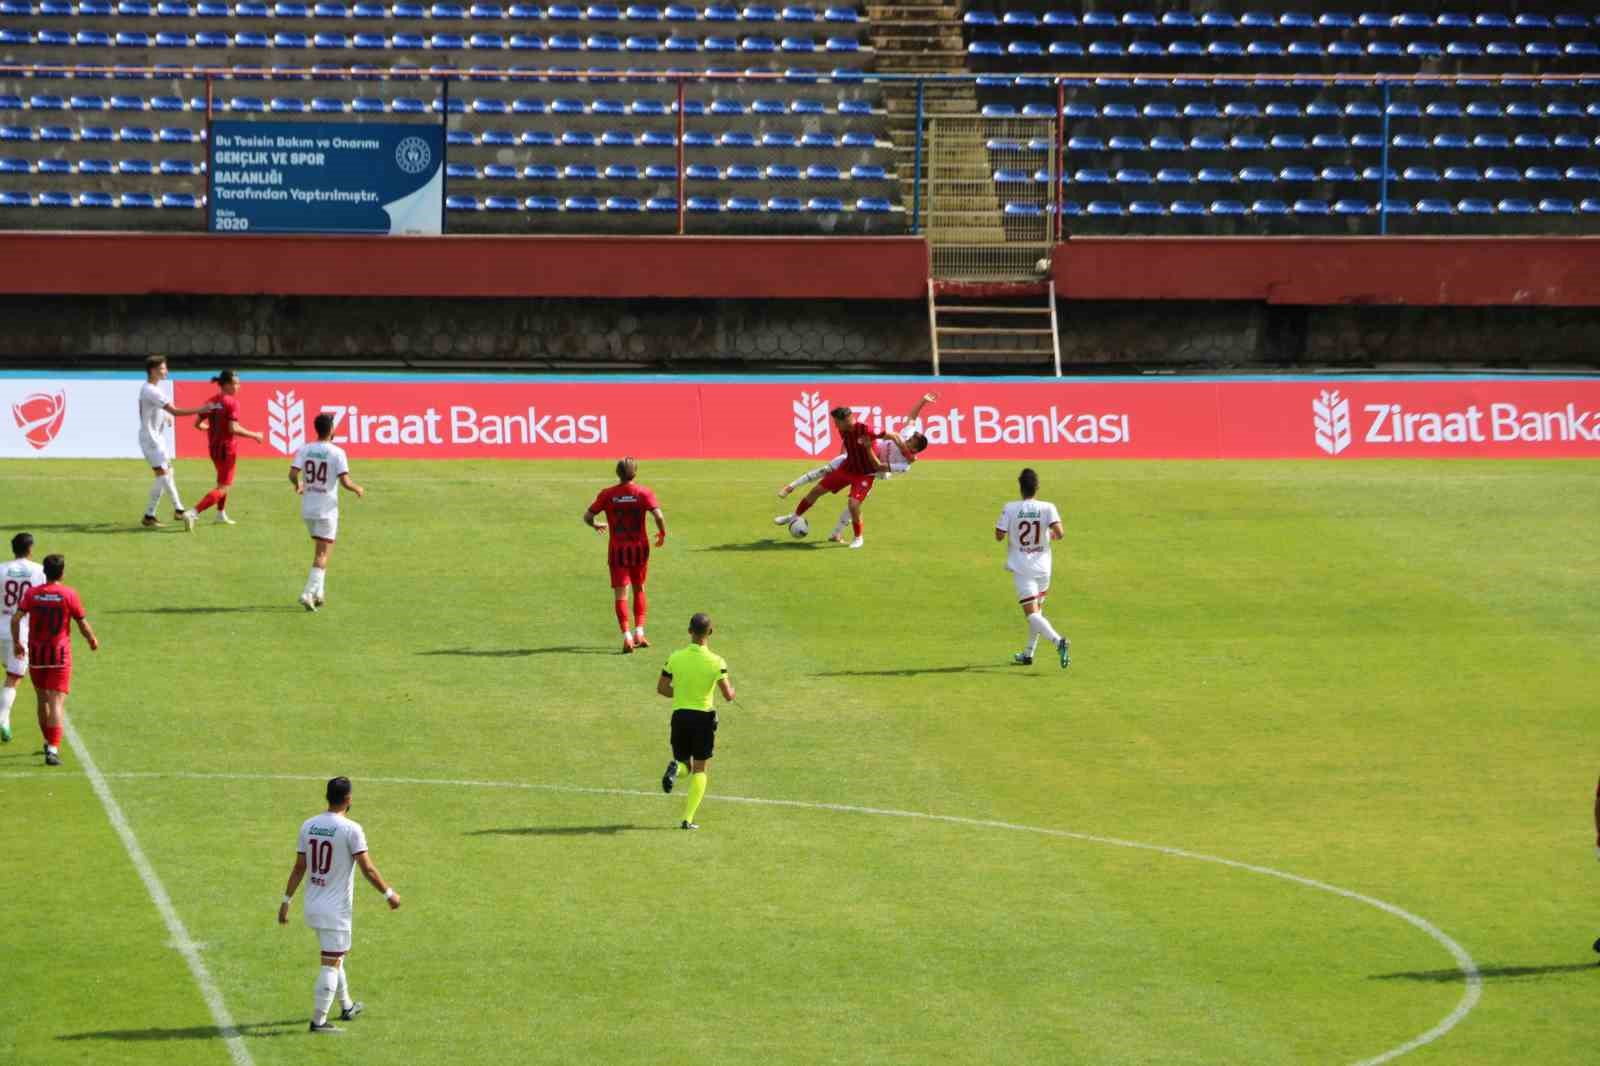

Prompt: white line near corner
[
  {"left": 14, "top": 765, "right": 1480, "bottom": 1065},
  {"left": 61, "top": 723, "right": 255, "bottom": 1066}
]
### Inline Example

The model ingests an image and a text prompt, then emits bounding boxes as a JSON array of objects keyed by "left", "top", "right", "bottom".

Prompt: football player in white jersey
[
  {"left": 0, "top": 532, "right": 46, "bottom": 743},
  {"left": 995, "top": 467, "right": 1069, "bottom": 668},
  {"left": 289, "top": 412, "right": 364, "bottom": 613},
  {"left": 137, "top": 356, "right": 206, "bottom": 531},
  {"left": 778, "top": 392, "right": 937, "bottom": 546},
  {"left": 278, "top": 776, "right": 401, "bottom": 1034}
]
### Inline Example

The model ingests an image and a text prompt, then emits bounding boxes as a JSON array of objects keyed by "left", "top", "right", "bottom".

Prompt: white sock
[
  {"left": 311, "top": 567, "right": 326, "bottom": 597},
  {"left": 1025, "top": 633, "right": 1040, "bottom": 656},
  {"left": 162, "top": 472, "right": 184, "bottom": 513},
  {"left": 303, "top": 566, "right": 319, "bottom": 598},
  {"left": 634, "top": 626, "right": 645, "bottom": 640},
  {"left": 1027, "top": 612, "right": 1062, "bottom": 645},
  {"left": 145, "top": 478, "right": 165, "bottom": 517},
  {"left": 336, "top": 962, "right": 353, "bottom": 1010},
  {"left": 0, "top": 685, "right": 14, "bottom": 728},
  {"left": 832, "top": 507, "right": 850, "bottom": 535},
  {"left": 313, "top": 965, "right": 338, "bottom": 1024}
]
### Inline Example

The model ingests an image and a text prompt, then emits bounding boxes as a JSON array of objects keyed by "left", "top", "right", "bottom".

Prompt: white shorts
[
  {"left": 304, "top": 514, "right": 338, "bottom": 542},
  {"left": 1011, "top": 571, "right": 1051, "bottom": 604},
  {"left": 311, "top": 926, "right": 352, "bottom": 953},
  {"left": 1, "top": 635, "right": 23, "bottom": 678},
  {"left": 140, "top": 439, "right": 171, "bottom": 471}
]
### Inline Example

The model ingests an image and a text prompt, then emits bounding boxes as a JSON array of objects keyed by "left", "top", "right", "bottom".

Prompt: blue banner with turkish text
[{"left": 208, "top": 120, "right": 443, "bottom": 235}]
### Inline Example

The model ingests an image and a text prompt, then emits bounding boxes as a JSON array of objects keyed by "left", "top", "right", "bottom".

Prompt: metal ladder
[{"left": 926, "top": 278, "right": 1062, "bottom": 377}]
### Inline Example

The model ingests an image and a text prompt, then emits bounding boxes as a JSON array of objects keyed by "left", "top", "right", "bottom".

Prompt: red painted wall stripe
[{"left": 1052, "top": 236, "right": 1600, "bottom": 306}]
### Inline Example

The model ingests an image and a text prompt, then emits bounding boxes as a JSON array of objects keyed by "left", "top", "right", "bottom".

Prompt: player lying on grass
[{"left": 774, "top": 393, "right": 936, "bottom": 548}]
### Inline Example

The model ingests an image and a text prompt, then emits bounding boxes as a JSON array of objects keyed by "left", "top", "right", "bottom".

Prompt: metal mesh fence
[{"left": 925, "top": 115, "right": 1054, "bottom": 280}]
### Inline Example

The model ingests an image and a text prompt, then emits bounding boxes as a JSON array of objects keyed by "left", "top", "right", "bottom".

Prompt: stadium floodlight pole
[
  {"left": 204, "top": 70, "right": 214, "bottom": 231},
  {"left": 676, "top": 75, "right": 686, "bottom": 236},
  {"left": 911, "top": 78, "right": 924, "bottom": 236},
  {"left": 1378, "top": 80, "right": 1391, "bottom": 237},
  {"left": 1054, "top": 76, "right": 1064, "bottom": 243}
]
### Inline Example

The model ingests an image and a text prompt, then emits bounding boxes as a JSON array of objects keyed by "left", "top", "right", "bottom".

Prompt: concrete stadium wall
[{"left": 3, "top": 294, "right": 1600, "bottom": 369}]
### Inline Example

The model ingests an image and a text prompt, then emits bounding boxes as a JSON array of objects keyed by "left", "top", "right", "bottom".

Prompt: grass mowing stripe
[
  {"left": 33, "top": 766, "right": 1481, "bottom": 1066},
  {"left": 61, "top": 720, "right": 255, "bottom": 1066}
]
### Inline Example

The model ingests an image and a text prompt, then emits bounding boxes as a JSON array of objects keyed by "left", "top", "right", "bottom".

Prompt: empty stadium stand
[
  {"left": 960, "top": 4, "right": 1600, "bottom": 235},
  {"left": 0, "top": 0, "right": 908, "bottom": 231}
]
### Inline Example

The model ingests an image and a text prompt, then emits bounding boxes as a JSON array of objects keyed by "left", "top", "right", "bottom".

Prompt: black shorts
[{"left": 670, "top": 708, "right": 717, "bottom": 763}]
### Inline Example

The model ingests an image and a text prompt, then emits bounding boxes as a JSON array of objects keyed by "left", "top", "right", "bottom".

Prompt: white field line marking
[
  {"left": 15, "top": 767, "right": 1480, "bottom": 1065},
  {"left": 59, "top": 726, "right": 255, "bottom": 1066}
]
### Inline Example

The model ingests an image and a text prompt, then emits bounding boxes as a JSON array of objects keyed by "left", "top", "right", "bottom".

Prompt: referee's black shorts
[{"left": 670, "top": 708, "right": 717, "bottom": 763}]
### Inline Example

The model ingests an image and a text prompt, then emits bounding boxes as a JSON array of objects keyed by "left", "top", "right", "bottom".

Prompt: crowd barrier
[{"left": 7, "top": 372, "right": 1600, "bottom": 460}]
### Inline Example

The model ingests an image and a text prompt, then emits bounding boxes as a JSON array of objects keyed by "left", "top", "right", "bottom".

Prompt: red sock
[
  {"left": 217, "top": 492, "right": 228, "bottom": 513},
  {"left": 47, "top": 725, "right": 62, "bottom": 748},
  {"left": 852, "top": 516, "right": 863, "bottom": 537},
  {"left": 614, "top": 598, "right": 631, "bottom": 634},
  {"left": 794, "top": 497, "right": 814, "bottom": 516},
  {"left": 193, "top": 489, "right": 221, "bottom": 513},
  {"left": 632, "top": 587, "right": 648, "bottom": 630}
]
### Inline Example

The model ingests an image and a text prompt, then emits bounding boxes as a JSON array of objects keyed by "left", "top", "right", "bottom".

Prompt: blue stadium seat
[
  {"left": 1540, "top": 198, "right": 1576, "bottom": 214},
  {"left": 1333, "top": 199, "right": 1371, "bottom": 216},
  {"left": 522, "top": 163, "right": 557, "bottom": 179}
]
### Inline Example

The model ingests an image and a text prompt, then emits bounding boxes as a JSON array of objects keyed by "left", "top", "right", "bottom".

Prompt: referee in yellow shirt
[{"left": 657, "top": 612, "right": 735, "bottom": 830}]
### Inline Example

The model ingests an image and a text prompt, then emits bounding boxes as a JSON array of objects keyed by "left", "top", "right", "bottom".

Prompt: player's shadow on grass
[
  {"left": 57, "top": 1018, "right": 305, "bottom": 1042},
  {"left": 417, "top": 646, "right": 613, "bottom": 658},
  {"left": 699, "top": 540, "right": 826, "bottom": 552},
  {"left": 14, "top": 522, "right": 164, "bottom": 536},
  {"left": 466, "top": 824, "right": 671, "bottom": 837},
  {"left": 1371, "top": 963, "right": 1598, "bottom": 983},
  {"left": 815, "top": 663, "right": 1030, "bottom": 678},
  {"left": 106, "top": 606, "right": 303, "bottom": 615}
]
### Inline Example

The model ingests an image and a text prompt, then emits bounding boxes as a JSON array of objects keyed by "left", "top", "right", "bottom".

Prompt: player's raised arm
[
  {"left": 278, "top": 851, "right": 307, "bottom": 925},
  {"left": 903, "top": 391, "right": 937, "bottom": 425},
  {"left": 354, "top": 852, "right": 401, "bottom": 909}
]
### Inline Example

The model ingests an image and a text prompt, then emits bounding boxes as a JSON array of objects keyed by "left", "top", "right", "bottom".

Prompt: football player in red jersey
[
  {"left": 773, "top": 403, "right": 898, "bottom": 549},
  {"left": 10, "top": 554, "right": 99, "bottom": 767},
  {"left": 191, "top": 370, "right": 266, "bottom": 525},
  {"left": 584, "top": 458, "right": 667, "bottom": 653}
]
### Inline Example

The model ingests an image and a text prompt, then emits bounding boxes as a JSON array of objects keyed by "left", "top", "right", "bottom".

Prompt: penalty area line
[{"left": 62, "top": 722, "right": 255, "bottom": 1066}]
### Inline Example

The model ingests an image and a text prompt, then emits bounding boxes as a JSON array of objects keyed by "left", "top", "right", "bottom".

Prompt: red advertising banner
[{"left": 169, "top": 377, "right": 1600, "bottom": 463}]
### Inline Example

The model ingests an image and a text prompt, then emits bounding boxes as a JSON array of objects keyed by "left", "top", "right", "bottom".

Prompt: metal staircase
[{"left": 927, "top": 279, "right": 1062, "bottom": 376}]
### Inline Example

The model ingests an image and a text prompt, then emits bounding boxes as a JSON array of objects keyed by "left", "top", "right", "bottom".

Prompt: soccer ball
[{"left": 789, "top": 516, "right": 809, "bottom": 538}]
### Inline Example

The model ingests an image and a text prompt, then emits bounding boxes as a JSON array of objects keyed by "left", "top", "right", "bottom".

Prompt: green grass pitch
[{"left": 1, "top": 456, "right": 1596, "bottom": 1066}]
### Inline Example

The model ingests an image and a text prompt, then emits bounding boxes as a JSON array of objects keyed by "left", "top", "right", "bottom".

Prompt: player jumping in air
[
  {"left": 11, "top": 553, "right": 100, "bottom": 765},
  {"left": 279, "top": 776, "right": 401, "bottom": 1034},
  {"left": 584, "top": 458, "right": 667, "bottom": 653},
  {"left": 779, "top": 392, "right": 938, "bottom": 544},
  {"left": 0, "top": 532, "right": 45, "bottom": 744},
  {"left": 995, "top": 468, "right": 1069, "bottom": 669},
  {"left": 290, "top": 413, "right": 365, "bottom": 612},
  {"left": 772, "top": 404, "right": 890, "bottom": 549},
  {"left": 138, "top": 355, "right": 207, "bottom": 531},
  {"left": 191, "top": 370, "right": 266, "bottom": 525}
]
